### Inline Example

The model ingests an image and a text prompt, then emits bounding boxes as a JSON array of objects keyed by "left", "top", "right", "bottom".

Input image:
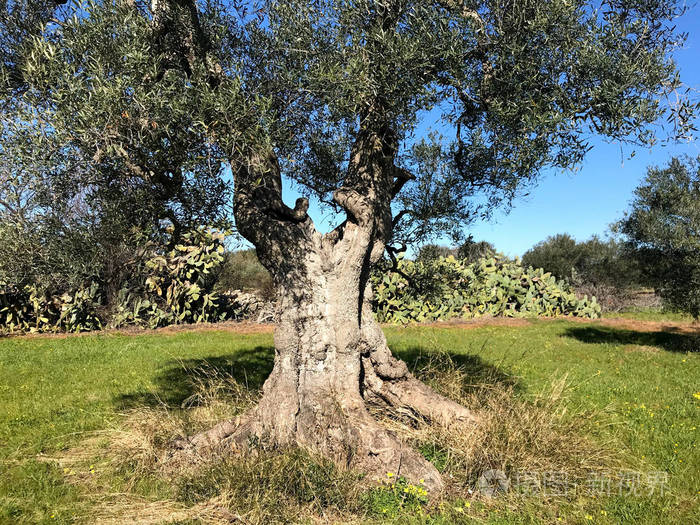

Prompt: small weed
[{"left": 363, "top": 475, "right": 429, "bottom": 518}]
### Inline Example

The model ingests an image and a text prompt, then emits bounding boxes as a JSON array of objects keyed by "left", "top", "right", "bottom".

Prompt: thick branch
[
  {"left": 333, "top": 187, "right": 372, "bottom": 226},
  {"left": 392, "top": 209, "right": 413, "bottom": 227},
  {"left": 150, "top": 0, "right": 222, "bottom": 86},
  {"left": 391, "top": 167, "right": 415, "bottom": 198}
]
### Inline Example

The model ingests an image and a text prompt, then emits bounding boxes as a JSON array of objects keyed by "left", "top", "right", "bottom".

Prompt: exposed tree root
[
  {"left": 176, "top": 350, "right": 477, "bottom": 494},
  {"left": 362, "top": 346, "right": 479, "bottom": 427}
]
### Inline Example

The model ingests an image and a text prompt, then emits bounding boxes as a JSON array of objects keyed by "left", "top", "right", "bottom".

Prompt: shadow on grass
[
  {"left": 563, "top": 326, "right": 699, "bottom": 353},
  {"left": 115, "top": 344, "right": 518, "bottom": 410},
  {"left": 396, "top": 346, "right": 518, "bottom": 392},
  {"left": 116, "top": 345, "right": 275, "bottom": 409}
]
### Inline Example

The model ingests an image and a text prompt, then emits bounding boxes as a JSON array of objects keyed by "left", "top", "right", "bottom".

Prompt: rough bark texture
[{"left": 182, "top": 134, "right": 478, "bottom": 493}]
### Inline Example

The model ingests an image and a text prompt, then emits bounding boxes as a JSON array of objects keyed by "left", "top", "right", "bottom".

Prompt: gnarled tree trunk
[{"left": 183, "top": 138, "right": 477, "bottom": 492}]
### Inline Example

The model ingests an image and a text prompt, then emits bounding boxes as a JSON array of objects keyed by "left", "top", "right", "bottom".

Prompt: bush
[
  {"left": 214, "top": 249, "right": 273, "bottom": 297},
  {"left": 415, "top": 244, "right": 458, "bottom": 263},
  {"left": 457, "top": 238, "right": 496, "bottom": 264},
  {"left": 372, "top": 254, "right": 600, "bottom": 323},
  {"left": 0, "top": 228, "right": 248, "bottom": 334},
  {"left": 112, "top": 229, "right": 245, "bottom": 328},
  {"left": 0, "top": 282, "right": 102, "bottom": 334}
]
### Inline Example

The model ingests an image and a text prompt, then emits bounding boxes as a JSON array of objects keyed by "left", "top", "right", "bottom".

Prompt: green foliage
[
  {"left": 522, "top": 234, "right": 582, "bottom": 283},
  {"left": 0, "top": 228, "right": 243, "bottom": 333},
  {"left": 0, "top": 282, "right": 102, "bottom": 334},
  {"left": 457, "top": 238, "right": 496, "bottom": 265},
  {"left": 523, "top": 234, "right": 641, "bottom": 287},
  {"left": 616, "top": 156, "right": 700, "bottom": 318},
  {"left": 373, "top": 254, "right": 600, "bottom": 323},
  {"left": 214, "top": 249, "right": 273, "bottom": 296},
  {"left": 113, "top": 229, "right": 240, "bottom": 328},
  {"left": 1, "top": 0, "right": 233, "bottom": 301},
  {"left": 415, "top": 244, "right": 458, "bottom": 264},
  {"left": 416, "top": 239, "right": 496, "bottom": 266},
  {"left": 2, "top": 0, "right": 694, "bottom": 258}
]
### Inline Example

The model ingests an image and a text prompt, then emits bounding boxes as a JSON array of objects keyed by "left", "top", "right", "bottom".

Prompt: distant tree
[
  {"left": 575, "top": 236, "right": 641, "bottom": 289},
  {"left": 522, "top": 234, "right": 582, "bottom": 282},
  {"left": 616, "top": 157, "right": 700, "bottom": 318},
  {"left": 215, "top": 249, "right": 273, "bottom": 296},
  {"left": 522, "top": 233, "right": 641, "bottom": 290},
  {"left": 414, "top": 238, "right": 495, "bottom": 266},
  {"left": 416, "top": 244, "right": 458, "bottom": 263},
  {"left": 458, "top": 237, "right": 496, "bottom": 264}
]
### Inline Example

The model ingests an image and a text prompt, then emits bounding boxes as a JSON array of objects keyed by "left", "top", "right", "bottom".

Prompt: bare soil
[{"left": 6, "top": 315, "right": 699, "bottom": 341}]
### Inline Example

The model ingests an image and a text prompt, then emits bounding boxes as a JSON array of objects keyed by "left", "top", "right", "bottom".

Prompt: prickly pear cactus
[{"left": 372, "top": 254, "right": 600, "bottom": 324}]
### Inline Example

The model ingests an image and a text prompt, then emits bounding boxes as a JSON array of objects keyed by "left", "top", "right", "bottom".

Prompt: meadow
[{"left": 0, "top": 315, "right": 697, "bottom": 524}]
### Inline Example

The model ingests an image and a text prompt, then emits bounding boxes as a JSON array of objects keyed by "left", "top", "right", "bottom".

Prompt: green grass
[
  {"left": 603, "top": 307, "right": 696, "bottom": 322},
  {"left": 0, "top": 318, "right": 698, "bottom": 524}
]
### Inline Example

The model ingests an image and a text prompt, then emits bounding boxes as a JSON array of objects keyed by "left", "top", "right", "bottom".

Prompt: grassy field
[{"left": 0, "top": 316, "right": 697, "bottom": 524}]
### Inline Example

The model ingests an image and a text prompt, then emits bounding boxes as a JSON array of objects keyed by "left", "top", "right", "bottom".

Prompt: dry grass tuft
[{"left": 379, "top": 350, "right": 631, "bottom": 499}]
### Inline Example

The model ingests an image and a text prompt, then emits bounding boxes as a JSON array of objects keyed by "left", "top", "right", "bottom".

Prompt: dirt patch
[
  {"left": 6, "top": 315, "right": 699, "bottom": 341},
  {"left": 416, "top": 317, "right": 534, "bottom": 330},
  {"left": 419, "top": 315, "right": 700, "bottom": 336},
  {"left": 4, "top": 320, "right": 274, "bottom": 341}
]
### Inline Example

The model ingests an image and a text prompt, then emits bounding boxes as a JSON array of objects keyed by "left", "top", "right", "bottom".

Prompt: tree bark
[{"left": 183, "top": 150, "right": 478, "bottom": 493}]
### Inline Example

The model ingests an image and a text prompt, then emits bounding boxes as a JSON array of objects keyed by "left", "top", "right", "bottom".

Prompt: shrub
[
  {"left": 113, "top": 229, "right": 244, "bottom": 328},
  {"left": 457, "top": 238, "right": 496, "bottom": 264},
  {"left": 214, "top": 248, "right": 273, "bottom": 297},
  {"left": 0, "top": 282, "right": 102, "bottom": 334},
  {"left": 0, "top": 227, "right": 247, "bottom": 334},
  {"left": 372, "top": 254, "right": 600, "bottom": 323}
]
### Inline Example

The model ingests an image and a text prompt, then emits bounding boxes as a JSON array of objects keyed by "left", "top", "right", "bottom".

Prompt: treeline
[{"left": 522, "top": 234, "right": 643, "bottom": 312}]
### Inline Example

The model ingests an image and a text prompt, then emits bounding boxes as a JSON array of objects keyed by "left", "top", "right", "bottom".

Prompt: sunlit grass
[{"left": 0, "top": 316, "right": 697, "bottom": 524}]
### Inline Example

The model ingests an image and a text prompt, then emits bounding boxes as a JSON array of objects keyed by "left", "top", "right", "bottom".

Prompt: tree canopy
[
  {"left": 1, "top": 0, "right": 696, "bottom": 253},
  {"left": 616, "top": 156, "right": 700, "bottom": 318}
]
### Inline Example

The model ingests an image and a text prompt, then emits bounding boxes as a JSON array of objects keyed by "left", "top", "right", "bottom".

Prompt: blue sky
[{"left": 279, "top": 5, "right": 700, "bottom": 257}]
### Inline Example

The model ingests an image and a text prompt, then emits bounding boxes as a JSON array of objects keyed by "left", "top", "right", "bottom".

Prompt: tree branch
[
  {"left": 392, "top": 208, "right": 413, "bottom": 227},
  {"left": 333, "top": 186, "right": 372, "bottom": 226},
  {"left": 386, "top": 243, "right": 418, "bottom": 288},
  {"left": 391, "top": 167, "right": 415, "bottom": 198},
  {"left": 149, "top": 0, "right": 222, "bottom": 87}
]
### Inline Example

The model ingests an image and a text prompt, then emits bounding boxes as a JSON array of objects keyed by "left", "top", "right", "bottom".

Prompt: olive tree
[
  {"left": 3, "top": 0, "right": 696, "bottom": 490},
  {"left": 617, "top": 156, "right": 700, "bottom": 318},
  {"left": 1, "top": 1, "right": 232, "bottom": 297}
]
